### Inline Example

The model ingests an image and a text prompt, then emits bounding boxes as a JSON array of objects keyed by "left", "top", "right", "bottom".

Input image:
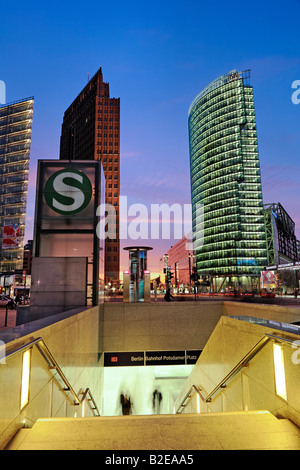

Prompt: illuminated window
[{"left": 189, "top": 70, "right": 267, "bottom": 279}]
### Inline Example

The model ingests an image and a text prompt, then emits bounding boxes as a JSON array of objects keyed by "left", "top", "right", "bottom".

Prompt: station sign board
[
  {"left": 104, "top": 350, "right": 202, "bottom": 367},
  {"left": 34, "top": 160, "right": 100, "bottom": 234},
  {"left": 32, "top": 160, "right": 104, "bottom": 307},
  {"left": 43, "top": 168, "right": 93, "bottom": 216}
]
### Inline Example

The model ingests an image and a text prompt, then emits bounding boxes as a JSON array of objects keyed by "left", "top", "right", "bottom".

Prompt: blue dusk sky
[{"left": 1, "top": 0, "right": 299, "bottom": 275}]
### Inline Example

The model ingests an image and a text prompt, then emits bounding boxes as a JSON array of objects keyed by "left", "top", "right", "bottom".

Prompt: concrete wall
[
  {"left": 29, "top": 257, "right": 88, "bottom": 321},
  {"left": 100, "top": 301, "right": 224, "bottom": 352},
  {"left": 175, "top": 316, "right": 300, "bottom": 427},
  {"left": 223, "top": 301, "right": 300, "bottom": 324},
  {"left": 0, "top": 306, "right": 102, "bottom": 449},
  {"left": 100, "top": 300, "right": 300, "bottom": 353}
]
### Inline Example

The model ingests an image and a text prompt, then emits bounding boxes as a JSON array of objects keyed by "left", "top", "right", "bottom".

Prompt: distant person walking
[
  {"left": 120, "top": 394, "right": 132, "bottom": 415},
  {"left": 152, "top": 389, "right": 162, "bottom": 414}
]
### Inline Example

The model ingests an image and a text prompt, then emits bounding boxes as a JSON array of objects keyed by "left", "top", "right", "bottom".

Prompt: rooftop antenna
[{"left": 87, "top": 73, "right": 90, "bottom": 82}]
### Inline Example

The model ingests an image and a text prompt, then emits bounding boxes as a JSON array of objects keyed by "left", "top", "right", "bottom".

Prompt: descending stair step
[
  {"left": 6, "top": 411, "right": 300, "bottom": 451},
  {"left": 6, "top": 429, "right": 31, "bottom": 450}
]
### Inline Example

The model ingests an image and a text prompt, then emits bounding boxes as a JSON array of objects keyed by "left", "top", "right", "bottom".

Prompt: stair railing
[
  {"left": 4, "top": 336, "right": 100, "bottom": 416},
  {"left": 176, "top": 333, "right": 296, "bottom": 414}
]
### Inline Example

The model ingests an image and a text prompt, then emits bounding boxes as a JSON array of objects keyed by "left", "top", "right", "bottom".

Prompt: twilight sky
[{"left": 1, "top": 0, "right": 299, "bottom": 275}]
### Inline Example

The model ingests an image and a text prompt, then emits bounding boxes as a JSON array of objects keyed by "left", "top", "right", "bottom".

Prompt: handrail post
[{"left": 4, "top": 305, "right": 8, "bottom": 327}]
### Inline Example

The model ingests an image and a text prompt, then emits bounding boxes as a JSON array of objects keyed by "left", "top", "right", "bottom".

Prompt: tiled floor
[{"left": 7, "top": 411, "right": 300, "bottom": 450}]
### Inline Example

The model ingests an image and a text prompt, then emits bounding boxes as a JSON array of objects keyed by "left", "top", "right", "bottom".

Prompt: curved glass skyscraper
[{"left": 189, "top": 70, "right": 267, "bottom": 291}]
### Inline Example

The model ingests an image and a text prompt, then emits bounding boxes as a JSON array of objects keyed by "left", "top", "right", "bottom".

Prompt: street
[
  {"left": 1, "top": 295, "right": 299, "bottom": 331},
  {"left": 0, "top": 307, "right": 17, "bottom": 330}
]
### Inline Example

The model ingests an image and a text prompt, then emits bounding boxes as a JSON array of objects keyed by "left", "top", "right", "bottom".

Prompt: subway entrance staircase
[
  {"left": 6, "top": 411, "right": 300, "bottom": 450},
  {"left": 3, "top": 312, "right": 300, "bottom": 451}
]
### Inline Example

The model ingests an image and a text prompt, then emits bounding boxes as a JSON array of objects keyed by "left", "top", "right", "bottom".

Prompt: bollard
[{"left": 4, "top": 304, "right": 8, "bottom": 327}]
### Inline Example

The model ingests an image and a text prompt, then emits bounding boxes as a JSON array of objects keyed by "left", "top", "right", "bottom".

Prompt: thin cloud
[
  {"left": 261, "top": 164, "right": 300, "bottom": 194},
  {"left": 121, "top": 151, "right": 141, "bottom": 159}
]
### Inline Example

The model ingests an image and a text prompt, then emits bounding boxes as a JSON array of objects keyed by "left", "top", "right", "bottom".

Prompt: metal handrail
[
  {"left": 80, "top": 388, "right": 100, "bottom": 416},
  {"left": 4, "top": 336, "right": 100, "bottom": 416},
  {"left": 176, "top": 385, "right": 203, "bottom": 414},
  {"left": 176, "top": 333, "right": 296, "bottom": 413}
]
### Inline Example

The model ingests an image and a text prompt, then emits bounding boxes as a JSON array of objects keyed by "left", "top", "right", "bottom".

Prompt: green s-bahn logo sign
[{"left": 44, "top": 169, "right": 93, "bottom": 215}]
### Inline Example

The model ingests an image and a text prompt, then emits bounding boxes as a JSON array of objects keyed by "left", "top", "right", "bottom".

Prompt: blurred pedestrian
[
  {"left": 152, "top": 389, "right": 162, "bottom": 414},
  {"left": 121, "top": 394, "right": 132, "bottom": 415}
]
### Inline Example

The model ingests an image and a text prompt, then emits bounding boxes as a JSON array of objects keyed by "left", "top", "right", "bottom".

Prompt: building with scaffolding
[
  {"left": 188, "top": 70, "right": 267, "bottom": 292},
  {"left": 264, "top": 202, "right": 298, "bottom": 266},
  {"left": 263, "top": 203, "right": 299, "bottom": 291},
  {"left": 0, "top": 97, "right": 34, "bottom": 273}
]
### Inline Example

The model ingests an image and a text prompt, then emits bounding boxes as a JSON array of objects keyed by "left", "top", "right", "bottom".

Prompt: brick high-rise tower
[{"left": 59, "top": 67, "right": 120, "bottom": 282}]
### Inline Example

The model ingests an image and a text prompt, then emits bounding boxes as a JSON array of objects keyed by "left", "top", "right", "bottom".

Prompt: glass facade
[
  {"left": 0, "top": 97, "right": 34, "bottom": 272},
  {"left": 189, "top": 70, "right": 267, "bottom": 285},
  {"left": 123, "top": 246, "right": 152, "bottom": 302}
]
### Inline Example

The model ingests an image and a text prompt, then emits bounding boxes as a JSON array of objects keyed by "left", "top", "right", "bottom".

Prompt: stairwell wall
[{"left": 0, "top": 305, "right": 103, "bottom": 449}]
